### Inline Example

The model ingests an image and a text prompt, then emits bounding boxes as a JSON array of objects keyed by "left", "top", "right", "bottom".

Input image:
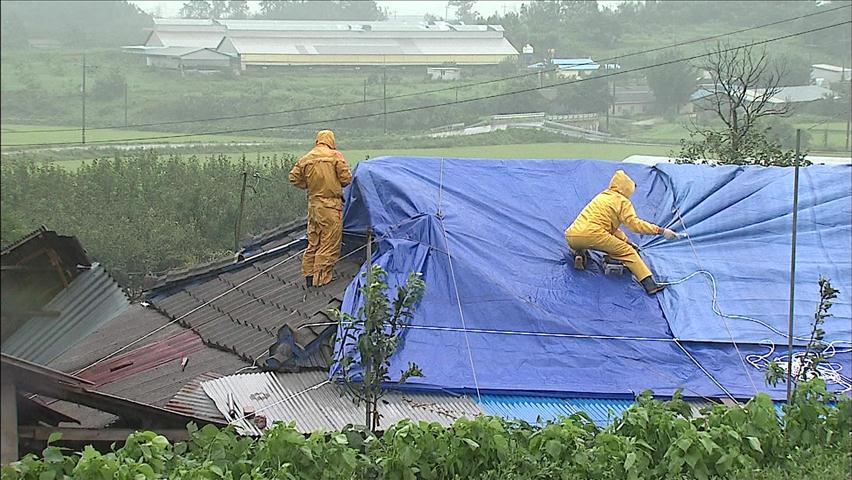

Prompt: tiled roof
[{"left": 148, "top": 236, "right": 364, "bottom": 367}]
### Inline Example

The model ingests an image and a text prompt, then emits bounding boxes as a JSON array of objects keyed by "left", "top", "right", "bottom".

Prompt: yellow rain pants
[
  {"left": 565, "top": 170, "right": 662, "bottom": 281},
  {"left": 289, "top": 130, "right": 352, "bottom": 286}
]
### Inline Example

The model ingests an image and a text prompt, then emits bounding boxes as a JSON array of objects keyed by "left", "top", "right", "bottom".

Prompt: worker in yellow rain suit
[
  {"left": 565, "top": 170, "right": 677, "bottom": 295},
  {"left": 289, "top": 130, "right": 352, "bottom": 287}
]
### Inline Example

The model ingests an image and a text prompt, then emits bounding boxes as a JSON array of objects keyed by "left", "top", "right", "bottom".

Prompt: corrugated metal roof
[
  {"left": 201, "top": 371, "right": 484, "bottom": 434},
  {"left": 165, "top": 372, "right": 226, "bottom": 420},
  {"left": 479, "top": 395, "right": 633, "bottom": 426},
  {"left": 220, "top": 35, "right": 518, "bottom": 57},
  {"left": 2, "top": 264, "right": 129, "bottom": 365},
  {"left": 147, "top": 31, "right": 225, "bottom": 48},
  {"left": 76, "top": 330, "right": 205, "bottom": 387},
  {"left": 480, "top": 395, "right": 720, "bottom": 427}
]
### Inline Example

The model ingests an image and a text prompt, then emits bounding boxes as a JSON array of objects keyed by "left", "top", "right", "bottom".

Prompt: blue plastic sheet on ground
[{"left": 333, "top": 157, "right": 851, "bottom": 400}]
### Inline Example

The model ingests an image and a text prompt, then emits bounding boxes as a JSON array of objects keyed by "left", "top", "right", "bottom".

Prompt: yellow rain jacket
[
  {"left": 289, "top": 130, "right": 352, "bottom": 286},
  {"left": 565, "top": 170, "right": 661, "bottom": 280}
]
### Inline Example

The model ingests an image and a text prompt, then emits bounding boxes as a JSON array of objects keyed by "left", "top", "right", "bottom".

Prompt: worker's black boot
[
  {"left": 306, "top": 276, "right": 314, "bottom": 288},
  {"left": 640, "top": 276, "right": 665, "bottom": 295},
  {"left": 572, "top": 250, "right": 586, "bottom": 270}
]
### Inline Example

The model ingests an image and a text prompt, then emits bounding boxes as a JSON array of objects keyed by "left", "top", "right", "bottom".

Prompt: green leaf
[
  {"left": 545, "top": 439, "right": 562, "bottom": 458},
  {"left": 42, "top": 447, "right": 64, "bottom": 463},
  {"left": 746, "top": 436, "right": 762, "bottom": 453},
  {"left": 624, "top": 451, "right": 637, "bottom": 471},
  {"left": 462, "top": 438, "right": 480, "bottom": 449},
  {"left": 47, "top": 432, "right": 63, "bottom": 445},
  {"left": 38, "top": 472, "right": 56, "bottom": 480},
  {"left": 685, "top": 449, "right": 701, "bottom": 468},
  {"left": 210, "top": 465, "right": 224, "bottom": 477}
]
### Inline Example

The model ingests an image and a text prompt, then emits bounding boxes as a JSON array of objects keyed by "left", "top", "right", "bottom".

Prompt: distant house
[
  {"left": 136, "top": 46, "right": 234, "bottom": 72},
  {"left": 691, "top": 85, "right": 836, "bottom": 107},
  {"left": 612, "top": 87, "right": 655, "bottom": 116},
  {"left": 811, "top": 64, "right": 851, "bottom": 85},
  {"left": 142, "top": 18, "right": 226, "bottom": 48},
  {"left": 427, "top": 66, "right": 460, "bottom": 81}
]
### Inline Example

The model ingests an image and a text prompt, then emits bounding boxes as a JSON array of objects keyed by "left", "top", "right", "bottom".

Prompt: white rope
[
  {"left": 659, "top": 269, "right": 851, "bottom": 346},
  {"left": 670, "top": 207, "right": 760, "bottom": 395},
  {"left": 745, "top": 341, "right": 852, "bottom": 393},
  {"left": 438, "top": 157, "right": 482, "bottom": 403}
]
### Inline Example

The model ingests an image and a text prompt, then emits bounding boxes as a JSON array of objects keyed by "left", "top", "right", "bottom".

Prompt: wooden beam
[
  {"left": 18, "top": 426, "right": 190, "bottom": 443},
  {"left": 1, "top": 380, "right": 19, "bottom": 463}
]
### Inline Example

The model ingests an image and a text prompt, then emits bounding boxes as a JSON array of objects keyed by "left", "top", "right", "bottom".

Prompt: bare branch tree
[{"left": 695, "top": 42, "right": 790, "bottom": 151}]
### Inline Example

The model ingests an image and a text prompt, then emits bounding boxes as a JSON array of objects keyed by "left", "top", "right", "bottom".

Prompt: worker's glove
[{"left": 662, "top": 228, "right": 678, "bottom": 240}]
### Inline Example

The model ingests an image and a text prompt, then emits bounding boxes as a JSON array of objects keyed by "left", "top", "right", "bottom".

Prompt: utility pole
[
  {"left": 785, "top": 129, "right": 802, "bottom": 404},
  {"left": 234, "top": 171, "right": 248, "bottom": 252},
  {"left": 124, "top": 80, "right": 128, "bottom": 128},
  {"left": 383, "top": 64, "right": 388, "bottom": 135},
  {"left": 81, "top": 53, "right": 86, "bottom": 144},
  {"left": 364, "top": 227, "right": 373, "bottom": 430}
]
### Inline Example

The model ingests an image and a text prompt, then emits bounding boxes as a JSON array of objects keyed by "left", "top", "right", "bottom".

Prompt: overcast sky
[{"left": 130, "top": 1, "right": 621, "bottom": 19}]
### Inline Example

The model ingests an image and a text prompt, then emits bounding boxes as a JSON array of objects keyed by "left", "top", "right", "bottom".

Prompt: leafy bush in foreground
[{"left": 3, "top": 380, "right": 849, "bottom": 480}]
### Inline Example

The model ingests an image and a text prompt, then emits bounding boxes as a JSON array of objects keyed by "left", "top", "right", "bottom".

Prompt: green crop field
[
  {"left": 37, "top": 142, "right": 676, "bottom": 171},
  {"left": 0, "top": 124, "right": 274, "bottom": 147}
]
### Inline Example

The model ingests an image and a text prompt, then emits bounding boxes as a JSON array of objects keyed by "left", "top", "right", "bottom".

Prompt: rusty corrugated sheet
[
  {"left": 201, "top": 371, "right": 484, "bottom": 435},
  {"left": 76, "top": 329, "right": 205, "bottom": 387}
]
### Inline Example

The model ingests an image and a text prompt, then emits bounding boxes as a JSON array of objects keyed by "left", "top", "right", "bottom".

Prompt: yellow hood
[
  {"left": 608, "top": 170, "right": 635, "bottom": 198},
  {"left": 315, "top": 130, "right": 337, "bottom": 149}
]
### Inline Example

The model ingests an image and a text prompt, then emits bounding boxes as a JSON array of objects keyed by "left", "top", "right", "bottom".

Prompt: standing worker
[
  {"left": 290, "top": 130, "right": 352, "bottom": 287},
  {"left": 565, "top": 170, "right": 677, "bottom": 295}
]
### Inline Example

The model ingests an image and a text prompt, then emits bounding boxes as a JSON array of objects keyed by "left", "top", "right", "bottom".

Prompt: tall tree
[
  {"left": 645, "top": 52, "right": 697, "bottom": 117},
  {"left": 210, "top": 0, "right": 228, "bottom": 18},
  {"left": 227, "top": 0, "right": 249, "bottom": 19},
  {"left": 448, "top": 0, "right": 479, "bottom": 24},
  {"left": 679, "top": 43, "right": 796, "bottom": 166},
  {"left": 694, "top": 42, "right": 789, "bottom": 151},
  {"left": 255, "top": 0, "right": 385, "bottom": 21},
  {"left": 180, "top": 0, "right": 212, "bottom": 19}
]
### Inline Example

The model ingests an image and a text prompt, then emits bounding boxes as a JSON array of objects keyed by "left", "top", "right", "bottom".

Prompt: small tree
[
  {"left": 332, "top": 265, "right": 425, "bottom": 433},
  {"left": 765, "top": 276, "right": 839, "bottom": 387}
]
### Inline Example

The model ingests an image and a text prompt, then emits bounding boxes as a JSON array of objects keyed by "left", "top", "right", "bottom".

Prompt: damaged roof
[{"left": 39, "top": 222, "right": 367, "bottom": 429}]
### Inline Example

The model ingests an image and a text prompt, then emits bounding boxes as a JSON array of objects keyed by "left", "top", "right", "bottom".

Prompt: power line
[
  {"left": 5, "top": 4, "right": 849, "bottom": 136},
  {"left": 8, "top": 20, "right": 850, "bottom": 148}
]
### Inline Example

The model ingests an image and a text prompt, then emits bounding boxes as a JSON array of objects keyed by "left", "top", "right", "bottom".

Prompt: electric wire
[
  {"left": 6, "top": 4, "right": 849, "bottom": 136},
  {"left": 7, "top": 20, "right": 850, "bottom": 148}
]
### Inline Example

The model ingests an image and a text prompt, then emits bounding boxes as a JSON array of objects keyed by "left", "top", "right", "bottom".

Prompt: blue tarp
[{"left": 333, "top": 157, "right": 851, "bottom": 400}]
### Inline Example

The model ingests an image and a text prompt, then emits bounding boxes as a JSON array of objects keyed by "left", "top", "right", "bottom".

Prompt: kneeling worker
[
  {"left": 565, "top": 170, "right": 677, "bottom": 295},
  {"left": 289, "top": 130, "right": 352, "bottom": 287}
]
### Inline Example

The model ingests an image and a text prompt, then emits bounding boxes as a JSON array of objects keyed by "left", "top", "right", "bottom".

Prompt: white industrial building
[{"left": 126, "top": 18, "right": 519, "bottom": 70}]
